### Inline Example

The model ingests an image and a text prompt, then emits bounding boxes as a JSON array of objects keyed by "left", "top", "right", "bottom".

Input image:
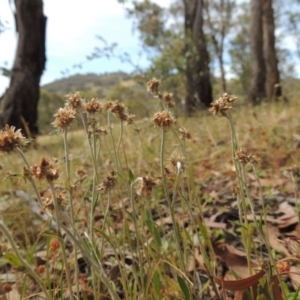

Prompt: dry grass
[{"left": 0, "top": 89, "right": 300, "bottom": 299}]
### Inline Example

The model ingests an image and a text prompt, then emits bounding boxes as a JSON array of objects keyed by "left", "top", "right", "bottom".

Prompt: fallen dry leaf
[
  {"left": 263, "top": 224, "right": 290, "bottom": 256},
  {"left": 289, "top": 266, "right": 300, "bottom": 290},
  {"left": 214, "top": 243, "right": 258, "bottom": 280},
  {"left": 214, "top": 269, "right": 265, "bottom": 291}
]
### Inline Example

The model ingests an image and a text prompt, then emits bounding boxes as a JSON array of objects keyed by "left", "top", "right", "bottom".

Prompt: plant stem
[
  {"left": 0, "top": 221, "right": 51, "bottom": 299},
  {"left": 63, "top": 129, "right": 80, "bottom": 298},
  {"left": 159, "top": 129, "right": 186, "bottom": 275},
  {"left": 49, "top": 181, "right": 75, "bottom": 300}
]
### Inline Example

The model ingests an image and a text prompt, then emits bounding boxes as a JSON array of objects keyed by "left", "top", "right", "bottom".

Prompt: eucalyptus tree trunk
[
  {"left": 204, "top": 0, "right": 235, "bottom": 93},
  {"left": 263, "top": 0, "right": 281, "bottom": 99},
  {"left": 250, "top": 0, "right": 266, "bottom": 103},
  {"left": 183, "top": 0, "right": 213, "bottom": 114},
  {"left": 0, "top": 0, "right": 46, "bottom": 137}
]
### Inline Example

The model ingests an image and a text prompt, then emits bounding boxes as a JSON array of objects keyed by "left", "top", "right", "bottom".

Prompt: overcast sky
[
  {"left": 0, "top": 0, "right": 171, "bottom": 94},
  {"left": 1, "top": 1, "right": 298, "bottom": 96}
]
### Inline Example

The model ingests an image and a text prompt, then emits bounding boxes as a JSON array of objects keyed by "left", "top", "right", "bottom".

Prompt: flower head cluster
[
  {"left": 31, "top": 157, "right": 59, "bottom": 182},
  {"left": 209, "top": 93, "right": 238, "bottom": 115},
  {"left": 84, "top": 98, "right": 102, "bottom": 114},
  {"left": 147, "top": 78, "right": 161, "bottom": 95},
  {"left": 163, "top": 92, "right": 175, "bottom": 108},
  {"left": 104, "top": 101, "right": 135, "bottom": 124},
  {"left": 235, "top": 149, "right": 258, "bottom": 166},
  {"left": 152, "top": 110, "right": 176, "bottom": 130},
  {"left": 66, "top": 92, "right": 84, "bottom": 111},
  {"left": 165, "top": 153, "right": 185, "bottom": 175},
  {"left": 276, "top": 261, "right": 290, "bottom": 273},
  {"left": 95, "top": 126, "right": 108, "bottom": 136},
  {"left": 88, "top": 122, "right": 108, "bottom": 137},
  {"left": 52, "top": 107, "right": 76, "bottom": 130},
  {"left": 0, "top": 125, "right": 27, "bottom": 153},
  {"left": 286, "top": 165, "right": 300, "bottom": 178},
  {"left": 103, "top": 101, "right": 114, "bottom": 111},
  {"left": 134, "top": 176, "right": 159, "bottom": 196},
  {"left": 178, "top": 127, "right": 192, "bottom": 140},
  {"left": 76, "top": 168, "right": 87, "bottom": 178},
  {"left": 97, "top": 171, "right": 117, "bottom": 194},
  {"left": 42, "top": 190, "right": 68, "bottom": 213},
  {"left": 49, "top": 239, "right": 60, "bottom": 252}
]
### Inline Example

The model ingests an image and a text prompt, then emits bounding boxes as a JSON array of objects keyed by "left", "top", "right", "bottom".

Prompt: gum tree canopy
[{"left": 0, "top": 0, "right": 46, "bottom": 137}]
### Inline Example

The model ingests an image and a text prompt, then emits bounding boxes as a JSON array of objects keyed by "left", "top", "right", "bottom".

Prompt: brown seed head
[
  {"left": 126, "top": 113, "right": 135, "bottom": 125},
  {"left": 147, "top": 78, "right": 161, "bottom": 95},
  {"left": 43, "top": 190, "right": 67, "bottom": 213},
  {"left": 66, "top": 92, "right": 84, "bottom": 110},
  {"left": 135, "top": 176, "right": 159, "bottom": 196},
  {"left": 236, "top": 149, "right": 258, "bottom": 166},
  {"left": 236, "top": 150, "right": 250, "bottom": 165},
  {"left": 87, "top": 121, "right": 108, "bottom": 138},
  {"left": 163, "top": 92, "right": 175, "bottom": 108},
  {"left": 50, "top": 239, "right": 60, "bottom": 252},
  {"left": 0, "top": 124, "right": 27, "bottom": 153},
  {"left": 97, "top": 171, "right": 117, "bottom": 194},
  {"left": 37, "top": 265, "right": 46, "bottom": 274},
  {"left": 104, "top": 101, "right": 135, "bottom": 124},
  {"left": 286, "top": 165, "right": 300, "bottom": 178},
  {"left": 110, "top": 101, "right": 128, "bottom": 121},
  {"left": 178, "top": 127, "right": 192, "bottom": 140},
  {"left": 2, "top": 283, "right": 12, "bottom": 293},
  {"left": 103, "top": 101, "right": 114, "bottom": 111},
  {"left": 76, "top": 168, "right": 87, "bottom": 177},
  {"left": 85, "top": 98, "right": 102, "bottom": 114},
  {"left": 276, "top": 261, "right": 289, "bottom": 273},
  {"left": 96, "top": 126, "right": 108, "bottom": 135},
  {"left": 166, "top": 153, "right": 185, "bottom": 175},
  {"left": 232, "top": 185, "right": 239, "bottom": 197},
  {"left": 152, "top": 110, "right": 176, "bottom": 130},
  {"left": 32, "top": 157, "right": 59, "bottom": 182},
  {"left": 52, "top": 107, "right": 76, "bottom": 130},
  {"left": 209, "top": 93, "right": 238, "bottom": 115}
]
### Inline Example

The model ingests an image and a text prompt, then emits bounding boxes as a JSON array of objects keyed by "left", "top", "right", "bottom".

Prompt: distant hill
[
  {"left": 38, "top": 71, "right": 152, "bottom": 134},
  {"left": 42, "top": 71, "right": 132, "bottom": 97}
]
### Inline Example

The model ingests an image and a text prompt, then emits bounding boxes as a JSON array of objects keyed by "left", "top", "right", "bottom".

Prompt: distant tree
[
  {"left": 250, "top": 0, "right": 281, "bottom": 102},
  {"left": 204, "top": 0, "right": 235, "bottom": 93},
  {"left": 114, "top": 0, "right": 212, "bottom": 114},
  {"left": 250, "top": 0, "right": 266, "bottom": 102},
  {"left": 184, "top": 0, "right": 213, "bottom": 112},
  {"left": 0, "top": 0, "right": 46, "bottom": 137},
  {"left": 228, "top": 2, "right": 251, "bottom": 94},
  {"left": 263, "top": 0, "right": 281, "bottom": 99}
]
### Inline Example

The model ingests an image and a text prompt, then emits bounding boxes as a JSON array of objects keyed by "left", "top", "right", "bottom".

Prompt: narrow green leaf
[
  {"left": 153, "top": 270, "right": 162, "bottom": 295},
  {"left": 290, "top": 287, "right": 300, "bottom": 300},
  {"left": 178, "top": 276, "right": 191, "bottom": 300},
  {"left": 4, "top": 253, "right": 23, "bottom": 267},
  {"left": 259, "top": 285, "right": 272, "bottom": 300},
  {"left": 39, "top": 230, "right": 60, "bottom": 239},
  {"left": 128, "top": 169, "right": 134, "bottom": 184},
  {"left": 93, "top": 227, "right": 114, "bottom": 247},
  {"left": 48, "top": 129, "right": 59, "bottom": 135},
  {"left": 145, "top": 210, "right": 162, "bottom": 247}
]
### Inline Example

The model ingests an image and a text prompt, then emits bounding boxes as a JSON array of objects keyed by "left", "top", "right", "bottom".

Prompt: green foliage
[
  {"left": 38, "top": 89, "right": 65, "bottom": 134},
  {"left": 127, "top": 0, "right": 165, "bottom": 48}
]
